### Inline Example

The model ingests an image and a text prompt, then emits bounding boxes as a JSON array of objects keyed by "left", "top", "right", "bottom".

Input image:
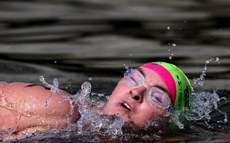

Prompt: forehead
[{"left": 138, "top": 67, "right": 168, "bottom": 88}]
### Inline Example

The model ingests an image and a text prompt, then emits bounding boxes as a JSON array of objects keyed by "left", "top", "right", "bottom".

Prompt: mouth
[
  {"left": 119, "top": 100, "right": 132, "bottom": 112},
  {"left": 121, "top": 102, "right": 131, "bottom": 111}
]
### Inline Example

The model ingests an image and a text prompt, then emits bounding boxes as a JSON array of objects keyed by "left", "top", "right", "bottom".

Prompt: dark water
[{"left": 0, "top": 0, "right": 230, "bottom": 142}]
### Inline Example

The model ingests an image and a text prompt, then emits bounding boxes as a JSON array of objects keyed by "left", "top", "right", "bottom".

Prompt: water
[
  {"left": 0, "top": 0, "right": 230, "bottom": 142},
  {"left": 4, "top": 66, "right": 230, "bottom": 142},
  {"left": 168, "top": 43, "right": 176, "bottom": 60}
]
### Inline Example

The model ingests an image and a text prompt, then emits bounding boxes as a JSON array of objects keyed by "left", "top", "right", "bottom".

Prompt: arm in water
[{"left": 0, "top": 79, "right": 80, "bottom": 139}]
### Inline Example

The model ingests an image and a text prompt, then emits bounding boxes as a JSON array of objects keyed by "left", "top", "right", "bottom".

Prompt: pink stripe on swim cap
[{"left": 141, "top": 63, "right": 177, "bottom": 105}]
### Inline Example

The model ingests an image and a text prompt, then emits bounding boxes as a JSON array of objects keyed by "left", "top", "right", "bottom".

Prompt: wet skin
[
  {"left": 0, "top": 82, "right": 79, "bottom": 138},
  {"left": 101, "top": 67, "right": 171, "bottom": 127}
]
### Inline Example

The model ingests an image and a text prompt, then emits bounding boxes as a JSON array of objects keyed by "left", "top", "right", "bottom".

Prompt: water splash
[
  {"left": 170, "top": 110, "right": 185, "bottom": 129},
  {"left": 192, "top": 57, "right": 220, "bottom": 88},
  {"left": 40, "top": 76, "right": 59, "bottom": 107},
  {"left": 168, "top": 43, "right": 176, "bottom": 60},
  {"left": 39, "top": 76, "right": 125, "bottom": 140},
  {"left": 186, "top": 91, "right": 226, "bottom": 121},
  {"left": 170, "top": 57, "right": 228, "bottom": 131},
  {"left": 73, "top": 82, "right": 124, "bottom": 138},
  {"left": 36, "top": 77, "right": 164, "bottom": 142},
  {"left": 170, "top": 90, "right": 228, "bottom": 131},
  {"left": 123, "top": 64, "right": 129, "bottom": 70}
]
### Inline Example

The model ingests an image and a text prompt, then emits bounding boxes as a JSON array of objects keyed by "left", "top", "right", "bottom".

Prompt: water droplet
[
  {"left": 172, "top": 43, "right": 176, "bottom": 47},
  {"left": 215, "top": 57, "right": 220, "bottom": 62},
  {"left": 123, "top": 64, "right": 129, "bottom": 70},
  {"left": 168, "top": 43, "right": 176, "bottom": 60},
  {"left": 169, "top": 54, "right": 172, "bottom": 60},
  {"left": 81, "top": 81, "right": 91, "bottom": 96},
  {"left": 224, "top": 113, "right": 228, "bottom": 123}
]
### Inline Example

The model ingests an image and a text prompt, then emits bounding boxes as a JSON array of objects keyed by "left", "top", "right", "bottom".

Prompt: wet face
[{"left": 102, "top": 67, "right": 171, "bottom": 127}]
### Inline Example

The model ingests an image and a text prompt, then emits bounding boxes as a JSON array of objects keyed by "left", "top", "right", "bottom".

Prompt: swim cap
[{"left": 141, "top": 62, "right": 191, "bottom": 111}]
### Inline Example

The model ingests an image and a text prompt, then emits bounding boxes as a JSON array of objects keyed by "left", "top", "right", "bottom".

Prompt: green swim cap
[{"left": 141, "top": 62, "right": 192, "bottom": 130}]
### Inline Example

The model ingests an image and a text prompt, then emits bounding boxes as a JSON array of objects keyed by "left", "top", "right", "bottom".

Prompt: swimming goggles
[{"left": 124, "top": 69, "right": 174, "bottom": 112}]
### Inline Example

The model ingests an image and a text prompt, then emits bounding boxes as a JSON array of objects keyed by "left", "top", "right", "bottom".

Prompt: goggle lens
[
  {"left": 124, "top": 69, "right": 144, "bottom": 87},
  {"left": 147, "top": 87, "right": 170, "bottom": 108}
]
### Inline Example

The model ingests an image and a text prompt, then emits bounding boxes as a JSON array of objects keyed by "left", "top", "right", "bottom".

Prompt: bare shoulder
[{"left": 0, "top": 82, "right": 79, "bottom": 140}]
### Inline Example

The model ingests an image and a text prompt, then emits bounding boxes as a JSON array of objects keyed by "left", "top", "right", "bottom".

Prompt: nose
[{"left": 130, "top": 86, "right": 147, "bottom": 103}]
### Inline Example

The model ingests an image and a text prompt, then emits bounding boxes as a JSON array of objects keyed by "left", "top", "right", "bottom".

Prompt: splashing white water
[
  {"left": 170, "top": 90, "right": 228, "bottom": 130},
  {"left": 170, "top": 57, "right": 228, "bottom": 130},
  {"left": 186, "top": 91, "right": 226, "bottom": 121},
  {"left": 192, "top": 57, "right": 220, "bottom": 88},
  {"left": 39, "top": 77, "right": 124, "bottom": 139}
]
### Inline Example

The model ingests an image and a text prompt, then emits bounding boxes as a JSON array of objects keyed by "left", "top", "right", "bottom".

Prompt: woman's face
[{"left": 102, "top": 67, "right": 171, "bottom": 127}]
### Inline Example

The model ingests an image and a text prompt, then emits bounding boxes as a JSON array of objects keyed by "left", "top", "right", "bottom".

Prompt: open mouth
[{"left": 121, "top": 102, "right": 131, "bottom": 111}]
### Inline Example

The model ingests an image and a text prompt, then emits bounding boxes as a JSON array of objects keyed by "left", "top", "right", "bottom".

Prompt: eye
[
  {"left": 124, "top": 69, "right": 144, "bottom": 87},
  {"left": 150, "top": 91, "right": 163, "bottom": 104},
  {"left": 125, "top": 74, "right": 139, "bottom": 87},
  {"left": 147, "top": 87, "right": 170, "bottom": 107},
  {"left": 153, "top": 94, "right": 162, "bottom": 103}
]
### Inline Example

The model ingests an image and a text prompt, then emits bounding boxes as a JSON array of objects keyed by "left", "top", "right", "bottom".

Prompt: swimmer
[
  {"left": 0, "top": 62, "right": 191, "bottom": 139},
  {"left": 101, "top": 62, "right": 191, "bottom": 128}
]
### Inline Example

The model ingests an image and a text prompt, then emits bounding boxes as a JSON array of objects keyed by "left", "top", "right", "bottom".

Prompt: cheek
[
  {"left": 144, "top": 101, "right": 165, "bottom": 116},
  {"left": 106, "top": 81, "right": 128, "bottom": 104},
  {"left": 111, "top": 80, "right": 129, "bottom": 96},
  {"left": 134, "top": 103, "right": 164, "bottom": 124}
]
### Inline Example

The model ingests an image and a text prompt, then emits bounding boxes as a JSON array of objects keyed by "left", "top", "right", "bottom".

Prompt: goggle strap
[{"left": 165, "top": 105, "right": 175, "bottom": 113}]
